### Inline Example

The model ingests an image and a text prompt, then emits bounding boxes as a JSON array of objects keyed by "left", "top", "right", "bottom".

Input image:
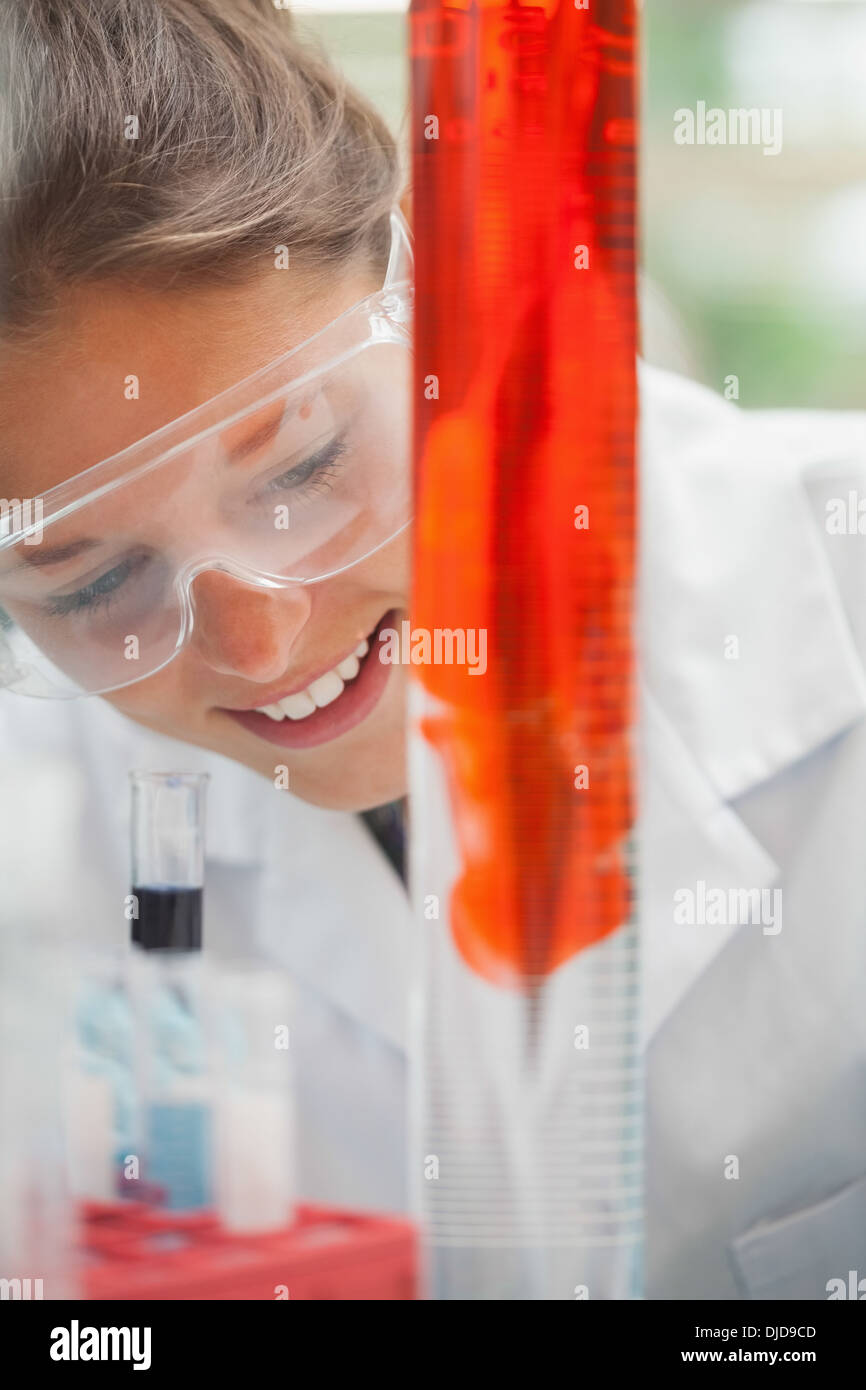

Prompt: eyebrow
[
  {"left": 18, "top": 537, "right": 102, "bottom": 569},
  {"left": 224, "top": 406, "right": 287, "bottom": 466}
]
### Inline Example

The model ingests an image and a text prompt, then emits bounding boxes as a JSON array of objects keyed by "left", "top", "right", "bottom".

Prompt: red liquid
[{"left": 411, "top": 0, "right": 638, "bottom": 984}]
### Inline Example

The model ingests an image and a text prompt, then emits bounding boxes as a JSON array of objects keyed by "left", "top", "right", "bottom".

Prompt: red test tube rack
[{"left": 77, "top": 1201, "right": 418, "bottom": 1301}]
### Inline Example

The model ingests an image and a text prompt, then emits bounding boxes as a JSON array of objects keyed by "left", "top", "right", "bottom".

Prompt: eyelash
[
  {"left": 46, "top": 554, "right": 145, "bottom": 618},
  {"left": 262, "top": 434, "right": 348, "bottom": 500}
]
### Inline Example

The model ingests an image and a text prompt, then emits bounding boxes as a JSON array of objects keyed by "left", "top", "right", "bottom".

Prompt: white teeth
[
  {"left": 277, "top": 691, "right": 316, "bottom": 720},
  {"left": 253, "top": 637, "right": 370, "bottom": 720},
  {"left": 337, "top": 654, "right": 360, "bottom": 681},
  {"left": 306, "top": 670, "right": 344, "bottom": 708}
]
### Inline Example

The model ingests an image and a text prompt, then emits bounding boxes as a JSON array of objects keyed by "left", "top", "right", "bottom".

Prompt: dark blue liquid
[{"left": 132, "top": 885, "right": 202, "bottom": 952}]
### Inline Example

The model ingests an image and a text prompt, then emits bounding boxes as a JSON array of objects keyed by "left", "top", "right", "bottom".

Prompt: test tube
[
  {"left": 212, "top": 961, "right": 296, "bottom": 1234},
  {"left": 129, "top": 771, "right": 212, "bottom": 1212},
  {"left": 130, "top": 772, "right": 207, "bottom": 952}
]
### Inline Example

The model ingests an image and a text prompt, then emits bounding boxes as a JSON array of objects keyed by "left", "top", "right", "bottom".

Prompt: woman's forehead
[{"left": 0, "top": 264, "right": 375, "bottom": 500}]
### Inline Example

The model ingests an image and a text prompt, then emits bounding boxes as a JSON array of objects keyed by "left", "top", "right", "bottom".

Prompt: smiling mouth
[
  {"left": 252, "top": 636, "right": 371, "bottom": 722},
  {"left": 221, "top": 609, "right": 398, "bottom": 751}
]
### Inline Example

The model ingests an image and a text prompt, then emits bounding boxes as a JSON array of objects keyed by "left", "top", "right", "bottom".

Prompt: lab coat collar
[
  {"left": 639, "top": 363, "right": 866, "bottom": 804},
  {"left": 638, "top": 365, "right": 866, "bottom": 1041}
]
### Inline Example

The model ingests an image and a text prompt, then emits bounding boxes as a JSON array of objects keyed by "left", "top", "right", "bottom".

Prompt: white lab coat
[
  {"left": 640, "top": 364, "right": 866, "bottom": 1298},
  {"left": 2, "top": 362, "right": 865, "bottom": 1298}
]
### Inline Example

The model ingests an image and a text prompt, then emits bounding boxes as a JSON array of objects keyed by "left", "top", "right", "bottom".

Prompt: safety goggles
[{"left": 0, "top": 211, "right": 413, "bottom": 698}]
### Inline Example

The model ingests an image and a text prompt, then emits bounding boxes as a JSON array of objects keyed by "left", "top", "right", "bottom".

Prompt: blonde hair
[{"left": 0, "top": 0, "right": 402, "bottom": 334}]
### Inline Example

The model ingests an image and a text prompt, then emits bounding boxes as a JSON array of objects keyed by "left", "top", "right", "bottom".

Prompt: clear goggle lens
[
  {"left": 0, "top": 312, "right": 411, "bottom": 697},
  {"left": 0, "top": 211, "right": 413, "bottom": 699}
]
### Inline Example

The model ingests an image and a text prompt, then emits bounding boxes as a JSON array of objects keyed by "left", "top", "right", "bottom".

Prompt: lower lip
[{"left": 222, "top": 610, "right": 397, "bottom": 751}]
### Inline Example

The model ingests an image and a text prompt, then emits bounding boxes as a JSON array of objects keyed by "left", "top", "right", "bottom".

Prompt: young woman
[
  {"left": 0, "top": 0, "right": 416, "bottom": 1239},
  {"left": 0, "top": 0, "right": 411, "bottom": 813}
]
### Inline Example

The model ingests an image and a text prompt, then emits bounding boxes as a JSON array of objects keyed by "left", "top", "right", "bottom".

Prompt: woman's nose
[{"left": 189, "top": 569, "right": 311, "bottom": 682}]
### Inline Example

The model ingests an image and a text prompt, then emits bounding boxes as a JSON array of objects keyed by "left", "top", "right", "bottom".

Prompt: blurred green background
[{"left": 300, "top": 0, "right": 866, "bottom": 409}]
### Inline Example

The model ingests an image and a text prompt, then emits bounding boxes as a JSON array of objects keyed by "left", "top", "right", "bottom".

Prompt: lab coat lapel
[
  {"left": 639, "top": 366, "right": 866, "bottom": 1041},
  {"left": 801, "top": 447, "right": 866, "bottom": 652},
  {"left": 639, "top": 687, "right": 779, "bottom": 1045}
]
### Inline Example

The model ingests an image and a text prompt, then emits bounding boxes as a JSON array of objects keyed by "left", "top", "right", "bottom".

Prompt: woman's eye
[
  {"left": 263, "top": 435, "right": 348, "bottom": 498},
  {"left": 46, "top": 554, "right": 144, "bottom": 618}
]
